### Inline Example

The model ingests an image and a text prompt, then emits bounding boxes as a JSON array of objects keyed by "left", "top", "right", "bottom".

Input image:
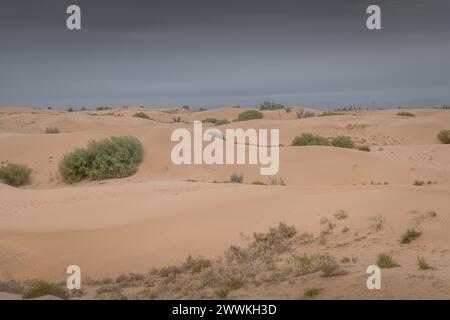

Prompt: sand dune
[{"left": 0, "top": 106, "right": 449, "bottom": 299}]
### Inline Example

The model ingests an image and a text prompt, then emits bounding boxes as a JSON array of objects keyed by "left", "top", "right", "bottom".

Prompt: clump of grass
[
  {"left": 377, "top": 254, "right": 400, "bottom": 268},
  {"left": 45, "top": 126, "right": 60, "bottom": 134},
  {"left": 59, "top": 136, "right": 143, "bottom": 183},
  {"left": 437, "top": 129, "right": 450, "bottom": 144},
  {"left": 173, "top": 116, "right": 182, "bottom": 123},
  {"left": 341, "top": 226, "right": 349, "bottom": 233},
  {"left": 250, "top": 222, "right": 297, "bottom": 255},
  {"left": 0, "top": 163, "right": 32, "bottom": 187},
  {"left": 334, "top": 209, "right": 348, "bottom": 220},
  {"left": 291, "top": 133, "right": 329, "bottom": 146},
  {"left": 202, "top": 118, "right": 230, "bottom": 125},
  {"left": 303, "top": 287, "right": 322, "bottom": 299},
  {"left": 235, "top": 110, "right": 263, "bottom": 121},
  {"left": 268, "top": 177, "right": 285, "bottom": 186},
  {"left": 133, "top": 112, "right": 150, "bottom": 120},
  {"left": 357, "top": 146, "right": 370, "bottom": 152},
  {"left": 397, "top": 111, "right": 415, "bottom": 117},
  {"left": 183, "top": 256, "right": 212, "bottom": 274},
  {"left": 320, "top": 260, "right": 348, "bottom": 277},
  {"left": 22, "top": 281, "right": 68, "bottom": 299},
  {"left": 371, "top": 215, "right": 385, "bottom": 232},
  {"left": 427, "top": 211, "right": 437, "bottom": 218},
  {"left": 230, "top": 172, "right": 244, "bottom": 183},
  {"left": 252, "top": 180, "right": 267, "bottom": 185},
  {"left": 414, "top": 180, "right": 425, "bottom": 186},
  {"left": 215, "top": 287, "right": 230, "bottom": 299},
  {"left": 341, "top": 257, "right": 351, "bottom": 264},
  {"left": 418, "top": 257, "right": 431, "bottom": 270},
  {"left": 319, "top": 111, "right": 344, "bottom": 117},
  {"left": 331, "top": 136, "right": 354, "bottom": 149},
  {"left": 258, "top": 100, "right": 285, "bottom": 110},
  {"left": 400, "top": 228, "right": 421, "bottom": 244},
  {"left": 296, "top": 109, "right": 315, "bottom": 118}
]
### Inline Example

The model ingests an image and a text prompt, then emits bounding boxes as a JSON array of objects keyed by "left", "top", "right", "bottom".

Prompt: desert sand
[{"left": 0, "top": 106, "right": 449, "bottom": 299}]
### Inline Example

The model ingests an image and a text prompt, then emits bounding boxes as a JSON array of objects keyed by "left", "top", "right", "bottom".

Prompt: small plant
[
  {"left": 357, "top": 146, "right": 370, "bottom": 152},
  {"left": 230, "top": 172, "right": 244, "bottom": 183},
  {"left": 377, "top": 254, "right": 400, "bottom": 268},
  {"left": 371, "top": 215, "right": 385, "bottom": 232},
  {"left": 66, "top": 107, "right": 74, "bottom": 112},
  {"left": 296, "top": 109, "right": 315, "bottom": 118},
  {"left": 268, "top": 177, "right": 285, "bottom": 186},
  {"left": 417, "top": 257, "right": 431, "bottom": 270},
  {"left": 22, "top": 281, "right": 68, "bottom": 299},
  {"left": 303, "top": 288, "right": 322, "bottom": 299},
  {"left": 182, "top": 105, "right": 190, "bottom": 111},
  {"left": 341, "top": 257, "right": 351, "bottom": 264},
  {"left": 291, "top": 133, "right": 329, "bottom": 146},
  {"left": 334, "top": 209, "right": 348, "bottom": 220},
  {"left": 319, "top": 111, "right": 344, "bottom": 117},
  {"left": 400, "top": 228, "right": 421, "bottom": 244},
  {"left": 252, "top": 180, "right": 267, "bottom": 185},
  {"left": 341, "top": 226, "right": 349, "bottom": 233},
  {"left": 202, "top": 118, "right": 230, "bottom": 125},
  {"left": 215, "top": 287, "right": 230, "bottom": 299},
  {"left": 397, "top": 111, "right": 415, "bottom": 117},
  {"left": 0, "top": 163, "right": 32, "bottom": 187},
  {"left": 331, "top": 136, "right": 354, "bottom": 149},
  {"left": 45, "top": 126, "right": 60, "bottom": 134},
  {"left": 133, "top": 112, "right": 150, "bottom": 120},
  {"left": 258, "top": 100, "right": 285, "bottom": 110},
  {"left": 437, "top": 129, "right": 450, "bottom": 144},
  {"left": 236, "top": 110, "right": 263, "bottom": 121},
  {"left": 173, "top": 116, "right": 182, "bottom": 123},
  {"left": 414, "top": 180, "right": 425, "bottom": 186}
]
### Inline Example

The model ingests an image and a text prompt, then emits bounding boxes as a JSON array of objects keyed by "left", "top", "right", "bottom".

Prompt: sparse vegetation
[
  {"left": 182, "top": 105, "right": 190, "bottom": 111},
  {"left": 357, "top": 146, "right": 371, "bottom": 152},
  {"left": 371, "top": 215, "right": 385, "bottom": 232},
  {"left": 377, "top": 254, "right": 400, "bottom": 268},
  {"left": 59, "top": 136, "right": 143, "bottom": 183},
  {"left": 252, "top": 180, "right": 267, "bottom": 185},
  {"left": 202, "top": 118, "right": 230, "bottom": 126},
  {"left": 230, "top": 172, "right": 244, "bottom": 183},
  {"left": 45, "top": 126, "right": 60, "bottom": 134},
  {"left": 414, "top": 180, "right": 425, "bottom": 186},
  {"left": 400, "top": 229, "right": 421, "bottom": 244},
  {"left": 334, "top": 209, "right": 348, "bottom": 220},
  {"left": 331, "top": 136, "right": 354, "bottom": 149},
  {"left": 291, "top": 133, "right": 329, "bottom": 146},
  {"left": 296, "top": 109, "right": 315, "bottom": 119},
  {"left": 303, "top": 288, "right": 322, "bottom": 299},
  {"left": 0, "top": 163, "right": 32, "bottom": 187},
  {"left": 268, "top": 177, "right": 285, "bottom": 186},
  {"left": 418, "top": 257, "right": 431, "bottom": 270},
  {"left": 258, "top": 101, "right": 285, "bottom": 111},
  {"left": 236, "top": 110, "right": 264, "bottom": 121},
  {"left": 133, "top": 112, "right": 150, "bottom": 120},
  {"left": 397, "top": 111, "right": 415, "bottom": 117},
  {"left": 319, "top": 111, "right": 344, "bottom": 117},
  {"left": 22, "top": 281, "right": 68, "bottom": 299},
  {"left": 437, "top": 129, "right": 450, "bottom": 144},
  {"left": 173, "top": 116, "right": 182, "bottom": 123}
]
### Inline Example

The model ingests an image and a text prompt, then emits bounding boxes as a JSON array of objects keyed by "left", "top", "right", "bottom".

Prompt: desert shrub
[
  {"left": 291, "top": 133, "right": 329, "bottom": 146},
  {"left": 0, "top": 163, "right": 32, "bottom": 187},
  {"left": 371, "top": 215, "right": 385, "bottom": 232},
  {"left": 236, "top": 110, "right": 263, "bottom": 121},
  {"left": 45, "top": 126, "right": 60, "bottom": 134},
  {"left": 437, "top": 129, "right": 450, "bottom": 144},
  {"left": 59, "top": 136, "right": 143, "bottom": 183},
  {"left": 96, "top": 107, "right": 112, "bottom": 111},
  {"left": 331, "top": 136, "right": 354, "bottom": 149},
  {"left": 303, "top": 288, "right": 322, "bottom": 299},
  {"left": 418, "top": 257, "right": 431, "bottom": 270},
  {"left": 400, "top": 229, "right": 421, "bottom": 244},
  {"left": 202, "top": 118, "right": 230, "bottom": 126},
  {"left": 377, "top": 254, "right": 400, "bottom": 268},
  {"left": 66, "top": 107, "right": 74, "bottom": 112},
  {"left": 334, "top": 209, "right": 348, "bottom": 220},
  {"left": 251, "top": 222, "right": 296, "bottom": 255},
  {"left": 198, "top": 107, "right": 207, "bottom": 112},
  {"left": 230, "top": 172, "right": 243, "bottom": 183},
  {"left": 183, "top": 256, "right": 212, "bottom": 274},
  {"left": 182, "top": 105, "right": 190, "bottom": 111},
  {"left": 397, "top": 111, "right": 415, "bottom": 117},
  {"left": 268, "top": 177, "right": 285, "bottom": 186},
  {"left": 258, "top": 100, "right": 285, "bottom": 110},
  {"left": 22, "top": 281, "right": 68, "bottom": 299},
  {"left": 133, "top": 112, "right": 150, "bottom": 120},
  {"left": 319, "top": 111, "right": 344, "bottom": 117},
  {"left": 173, "top": 116, "right": 182, "bottom": 123},
  {"left": 296, "top": 109, "right": 315, "bottom": 119},
  {"left": 320, "top": 260, "right": 348, "bottom": 277},
  {"left": 252, "top": 180, "right": 267, "bottom": 185},
  {"left": 357, "top": 146, "right": 370, "bottom": 152},
  {"left": 414, "top": 180, "right": 425, "bottom": 186}
]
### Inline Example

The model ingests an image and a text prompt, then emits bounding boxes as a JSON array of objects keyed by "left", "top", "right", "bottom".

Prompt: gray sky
[{"left": 1, "top": 0, "right": 449, "bottom": 109}]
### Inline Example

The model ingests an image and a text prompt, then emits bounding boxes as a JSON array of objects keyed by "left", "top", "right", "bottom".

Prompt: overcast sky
[{"left": 0, "top": 0, "right": 449, "bottom": 109}]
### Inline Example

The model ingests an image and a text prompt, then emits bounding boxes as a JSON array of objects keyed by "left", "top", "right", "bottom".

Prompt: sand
[{"left": 0, "top": 106, "right": 449, "bottom": 299}]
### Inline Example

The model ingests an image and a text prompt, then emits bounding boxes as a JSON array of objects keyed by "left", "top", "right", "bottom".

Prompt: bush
[
  {"left": 296, "top": 109, "right": 315, "bottom": 119},
  {"left": 0, "top": 163, "right": 32, "bottom": 187},
  {"left": 173, "top": 116, "right": 182, "bottom": 123},
  {"left": 133, "top": 112, "right": 150, "bottom": 120},
  {"left": 437, "top": 130, "right": 450, "bottom": 144},
  {"left": 319, "top": 111, "right": 343, "bottom": 117},
  {"left": 45, "top": 126, "right": 60, "bottom": 134},
  {"left": 331, "top": 136, "right": 354, "bottom": 149},
  {"left": 400, "top": 229, "right": 421, "bottom": 244},
  {"left": 418, "top": 257, "right": 431, "bottom": 270},
  {"left": 303, "top": 288, "right": 322, "bottom": 299},
  {"left": 182, "top": 105, "right": 190, "bottom": 111},
  {"left": 202, "top": 118, "right": 230, "bottom": 126},
  {"left": 334, "top": 209, "right": 348, "bottom": 220},
  {"left": 357, "top": 146, "right": 370, "bottom": 152},
  {"left": 377, "top": 254, "right": 400, "bottom": 268},
  {"left": 230, "top": 172, "right": 243, "bottom": 183},
  {"left": 397, "top": 111, "right": 415, "bottom": 117},
  {"left": 22, "top": 281, "right": 68, "bottom": 299},
  {"left": 414, "top": 180, "right": 425, "bottom": 186},
  {"left": 59, "top": 136, "right": 143, "bottom": 183},
  {"left": 258, "top": 101, "right": 285, "bottom": 110},
  {"left": 291, "top": 133, "right": 329, "bottom": 146},
  {"left": 236, "top": 110, "right": 263, "bottom": 121}
]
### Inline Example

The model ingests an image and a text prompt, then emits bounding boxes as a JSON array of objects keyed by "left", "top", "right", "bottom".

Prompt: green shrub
[
  {"left": 230, "top": 172, "right": 243, "bottom": 183},
  {"left": 357, "top": 146, "right": 370, "bottom": 152},
  {"left": 303, "top": 288, "right": 322, "bottom": 299},
  {"left": 331, "top": 136, "right": 354, "bottom": 149},
  {"left": 397, "top": 111, "right": 415, "bottom": 117},
  {"left": 377, "top": 254, "right": 400, "bottom": 268},
  {"left": 258, "top": 100, "right": 285, "bottom": 110},
  {"left": 252, "top": 180, "right": 267, "bottom": 185},
  {"left": 418, "top": 257, "right": 431, "bottom": 270},
  {"left": 236, "top": 110, "right": 263, "bottom": 121},
  {"left": 292, "top": 133, "right": 329, "bottom": 146},
  {"left": 0, "top": 163, "right": 32, "bottom": 187},
  {"left": 45, "top": 126, "right": 60, "bottom": 134},
  {"left": 202, "top": 118, "right": 230, "bottom": 126},
  {"left": 59, "top": 136, "right": 143, "bottom": 183},
  {"left": 400, "top": 229, "right": 421, "bottom": 244},
  {"left": 182, "top": 105, "right": 190, "bottom": 111},
  {"left": 22, "top": 281, "right": 68, "bottom": 299},
  {"left": 133, "top": 112, "right": 150, "bottom": 120},
  {"left": 437, "top": 130, "right": 450, "bottom": 144},
  {"left": 319, "top": 111, "right": 344, "bottom": 117},
  {"left": 296, "top": 109, "right": 315, "bottom": 118}
]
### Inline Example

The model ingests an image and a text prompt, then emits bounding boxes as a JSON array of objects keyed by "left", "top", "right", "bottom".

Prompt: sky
[{"left": 0, "top": 0, "right": 449, "bottom": 109}]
